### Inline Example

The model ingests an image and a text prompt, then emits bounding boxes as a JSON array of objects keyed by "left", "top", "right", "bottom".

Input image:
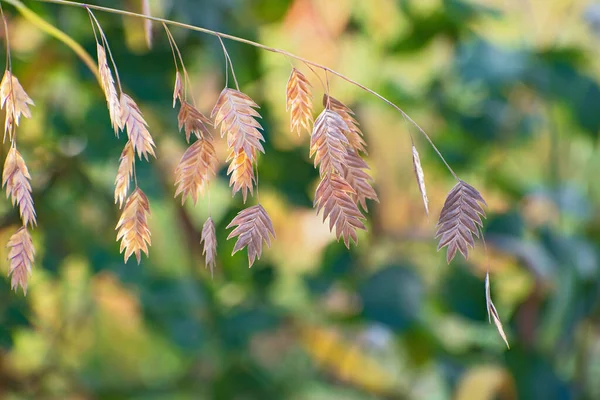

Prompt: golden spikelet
[
  {"left": 2, "top": 147, "right": 36, "bottom": 227},
  {"left": 435, "top": 181, "right": 487, "bottom": 264},
  {"left": 226, "top": 204, "right": 276, "bottom": 267},
  {"left": 324, "top": 95, "right": 366, "bottom": 154},
  {"left": 314, "top": 174, "right": 366, "bottom": 248},
  {"left": 226, "top": 149, "right": 256, "bottom": 203},
  {"left": 116, "top": 188, "right": 151, "bottom": 264},
  {"left": 486, "top": 273, "right": 510, "bottom": 348},
  {"left": 120, "top": 93, "right": 156, "bottom": 159},
  {"left": 178, "top": 101, "right": 211, "bottom": 143},
  {"left": 411, "top": 145, "right": 429, "bottom": 215},
  {"left": 211, "top": 88, "right": 265, "bottom": 159},
  {"left": 174, "top": 138, "right": 218, "bottom": 205},
  {"left": 173, "top": 71, "right": 183, "bottom": 108},
  {"left": 7, "top": 226, "right": 34, "bottom": 295},
  {"left": 341, "top": 150, "right": 378, "bottom": 212},
  {"left": 0, "top": 71, "right": 34, "bottom": 142},
  {"left": 310, "top": 109, "right": 350, "bottom": 177},
  {"left": 114, "top": 141, "right": 135, "bottom": 208},
  {"left": 286, "top": 68, "right": 313, "bottom": 135},
  {"left": 96, "top": 44, "right": 122, "bottom": 134},
  {"left": 200, "top": 217, "right": 217, "bottom": 277}
]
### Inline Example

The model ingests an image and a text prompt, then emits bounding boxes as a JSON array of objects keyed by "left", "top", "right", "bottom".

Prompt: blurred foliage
[{"left": 1, "top": 0, "right": 600, "bottom": 399}]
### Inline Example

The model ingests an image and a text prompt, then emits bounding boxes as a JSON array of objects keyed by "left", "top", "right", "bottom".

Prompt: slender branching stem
[
  {"left": 217, "top": 36, "right": 239, "bottom": 91},
  {"left": 86, "top": 8, "right": 122, "bottom": 94},
  {"left": 1, "top": 0, "right": 100, "bottom": 83},
  {"left": 10, "top": 0, "right": 458, "bottom": 179}
]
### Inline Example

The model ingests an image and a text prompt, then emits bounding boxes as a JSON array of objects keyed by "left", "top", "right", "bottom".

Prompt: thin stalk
[
  {"left": 2, "top": 0, "right": 100, "bottom": 84},
  {"left": 86, "top": 8, "right": 122, "bottom": 94},
  {"left": 29, "top": 0, "right": 458, "bottom": 178},
  {"left": 217, "top": 36, "right": 238, "bottom": 90}
]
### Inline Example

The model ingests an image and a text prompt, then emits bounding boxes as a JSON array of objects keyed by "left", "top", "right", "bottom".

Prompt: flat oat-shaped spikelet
[
  {"left": 324, "top": 95, "right": 366, "bottom": 154},
  {"left": 226, "top": 149, "right": 255, "bottom": 203},
  {"left": 286, "top": 68, "right": 313, "bottom": 135},
  {"left": 411, "top": 145, "right": 429, "bottom": 215},
  {"left": 116, "top": 188, "right": 151, "bottom": 264},
  {"left": 310, "top": 109, "right": 350, "bottom": 177},
  {"left": 0, "top": 71, "right": 34, "bottom": 141},
  {"left": 97, "top": 44, "right": 122, "bottom": 134},
  {"left": 120, "top": 93, "right": 156, "bottom": 159},
  {"left": 226, "top": 204, "right": 276, "bottom": 267},
  {"left": 7, "top": 226, "right": 34, "bottom": 295},
  {"left": 435, "top": 180, "right": 487, "bottom": 264},
  {"left": 3, "top": 147, "right": 36, "bottom": 227},
  {"left": 200, "top": 217, "right": 217, "bottom": 277},
  {"left": 486, "top": 272, "right": 509, "bottom": 348},
  {"left": 211, "top": 88, "right": 265, "bottom": 159},
  {"left": 114, "top": 141, "right": 135, "bottom": 208},
  {"left": 174, "top": 138, "right": 218, "bottom": 205},
  {"left": 173, "top": 71, "right": 183, "bottom": 108},
  {"left": 314, "top": 174, "right": 366, "bottom": 248},
  {"left": 341, "top": 150, "right": 378, "bottom": 213},
  {"left": 178, "top": 101, "right": 211, "bottom": 143}
]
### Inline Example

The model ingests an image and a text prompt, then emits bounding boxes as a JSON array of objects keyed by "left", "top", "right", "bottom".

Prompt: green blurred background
[{"left": 1, "top": 0, "right": 600, "bottom": 398}]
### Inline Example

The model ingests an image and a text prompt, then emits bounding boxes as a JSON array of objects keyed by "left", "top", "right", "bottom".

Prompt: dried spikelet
[
  {"left": 314, "top": 174, "right": 366, "bottom": 248},
  {"left": 211, "top": 88, "right": 265, "bottom": 159},
  {"left": 486, "top": 273, "right": 509, "bottom": 348},
  {"left": 173, "top": 71, "right": 183, "bottom": 108},
  {"left": 0, "top": 71, "right": 34, "bottom": 142},
  {"left": 178, "top": 101, "right": 212, "bottom": 143},
  {"left": 174, "top": 138, "right": 218, "bottom": 205},
  {"left": 96, "top": 44, "right": 122, "bottom": 134},
  {"left": 116, "top": 188, "right": 151, "bottom": 264},
  {"left": 411, "top": 145, "right": 429, "bottom": 215},
  {"left": 226, "top": 204, "right": 276, "bottom": 267},
  {"left": 286, "top": 68, "right": 313, "bottom": 135},
  {"left": 7, "top": 226, "right": 34, "bottom": 295},
  {"left": 201, "top": 217, "right": 217, "bottom": 277},
  {"left": 324, "top": 95, "right": 366, "bottom": 154},
  {"left": 2, "top": 147, "right": 36, "bottom": 227},
  {"left": 226, "top": 149, "right": 256, "bottom": 203},
  {"left": 310, "top": 109, "right": 350, "bottom": 176},
  {"left": 114, "top": 141, "right": 135, "bottom": 208},
  {"left": 341, "top": 150, "right": 378, "bottom": 212},
  {"left": 120, "top": 93, "right": 156, "bottom": 159},
  {"left": 435, "top": 181, "right": 487, "bottom": 264}
]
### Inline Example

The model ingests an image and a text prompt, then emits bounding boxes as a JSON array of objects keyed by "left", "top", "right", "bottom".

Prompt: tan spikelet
[
  {"left": 7, "top": 226, "right": 34, "bottom": 295},
  {"left": 324, "top": 95, "right": 366, "bottom": 154},
  {"left": 211, "top": 88, "right": 265, "bottom": 159},
  {"left": 486, "top": 273, "right": 509, "bottom": 348},
  {"left": 173, "top": 71, "right": 183, "bottom": 108},
  {"left": 286, "top": 68, "right": 313, "bottom": 135},
  {"left": 226, "top": 149, "right": 255, "bottom": 203},
  {"left": 435, "top": 181, "right": 487, "bottom": 264},
  {"left": 2, "top": 147, "right": 36, "bottom": 227},
  {"left": 0, "top": 71, "right": 34, "bottom": 142},
  {"left": 116, "top": 188, "right": 151, "bottom": 264},
  {"left": 96, "top": 44, "right": 122, "bottom": 134},
  {"left": 174, "top": 138, "right": 218, "bottom": 205},
  {"left": 411, "top": 145, "right": 429, "bottom": 215},
  {"left": 226, "top": 204, "right": 276, "bottom": 267},
  {"left": 114, "top": 141, "right": 135, "bottom": 208},
  {"left": 341, "top": 150, "right": 378, "bottom": 212},
  {"left": 314, "top": 174, "right": 366, "bottom": 248},
  {"left": 201, "top": 217, "right": 217, "bottom": 277},
  {"left": 310, "top": 109, "right": 350, "bottom": 176},
  {"left": 120, "top": 93, "right": 156, "bottom": 159},
  {"left": 178, "top": 101, "right": 212, "bottom": 143}
]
